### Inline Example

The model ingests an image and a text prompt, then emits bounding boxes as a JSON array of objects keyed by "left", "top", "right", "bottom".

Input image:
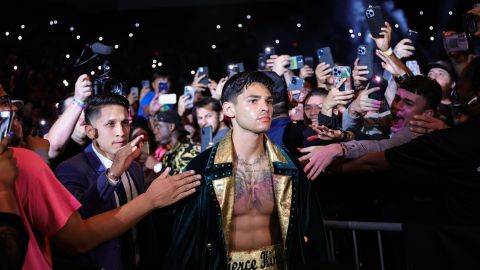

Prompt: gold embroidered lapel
[{"left": 211, "top": 131, "right": 293, "bottom": 253}]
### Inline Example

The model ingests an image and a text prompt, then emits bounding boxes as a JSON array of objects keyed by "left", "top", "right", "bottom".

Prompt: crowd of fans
[{"left": 2, "top": 3, "right": 480, "bottom": 270}]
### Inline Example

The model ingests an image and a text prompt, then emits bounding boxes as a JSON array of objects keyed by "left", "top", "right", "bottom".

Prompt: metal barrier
[{"left": 324, "top": 220, "right": 403, "bottom": 270}]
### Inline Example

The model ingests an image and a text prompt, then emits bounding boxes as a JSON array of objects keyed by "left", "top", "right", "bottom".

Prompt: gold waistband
[{"left": 228, "top": 244, "right": 285, "bottom": 270}]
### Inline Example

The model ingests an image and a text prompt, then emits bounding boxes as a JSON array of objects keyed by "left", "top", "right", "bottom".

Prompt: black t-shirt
[
  {"left": 49, "top": 138, "right": 88, "bottom": 171},
  {"left": 385, "top": 114, "right": 480, "bottom": 225}
]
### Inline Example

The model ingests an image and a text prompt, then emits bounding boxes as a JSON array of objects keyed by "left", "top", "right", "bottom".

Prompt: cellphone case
[
  {"left": 365, "top": 6, "right": 385, "bottom": 38},
  {"left": 317, "top": 47, "right": 335, "bottom": 68},
  {"left": 201, "top": 126, "right": 213, "bottom": 151},
  {"left": 333, "top": 66, "right": 352, "bottom": 91},
  {"left": 197, "top": 67, "right": 209, "bottom": 85},
  {"left": 368, "top": 76, "right": 388, "bottom": 101},
  {"left": 406, "top": 30, "right": 418, "bottom": 46},
  {"left": 357, "top": 44, "right": 374, "bottom": 80},
  {"left": 289, "top": 56, "right": 305, "bottom": 70}
]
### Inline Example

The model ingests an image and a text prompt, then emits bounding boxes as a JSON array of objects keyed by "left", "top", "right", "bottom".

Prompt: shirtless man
[{"left": 165, "top": 71, "right": 327, "bottom": 270}]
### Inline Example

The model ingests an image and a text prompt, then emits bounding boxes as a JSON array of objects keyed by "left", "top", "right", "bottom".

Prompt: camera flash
[
  {"left": 98, "top": 37, "right": 103, "bottom": 41},
  {"left": 129, "top": 33, "right": 133, "bottom": 38},
  {"left": 20, "top": 24, "right": 25, "bottom": 29},
  {"left": 152, "top": 64, "right": 157, "bottom": 68},
  {"left": 76, "top": 35, "right": 81, "bottom": 40},
  {"left": 5, "top": 32, "right": 9, "bottom": 36},
  {"left": 18, "top": 36, "right": 22, "bottom": 40},
  {"left": 135, "top": 23, "right": 140, "bottom": 28},
  {"left": 448, "top": 11, "right": 453, "bottom": 15},
  {"left": 349, "top": 29, "right": 353, "bottom": 34},
  {"left": 66, "top": 54, "right": 70, "bottom": 59},
  {"left": 153, "top": 59, "right": 157, "bottom": 63},
  {"left": 70, "top": 26, "right": 74, "bottom": 31},
  {"left": 114, "top": 45, "right": 119, "bottom": 49},
  {"left": 13, "top": 66, "right": 18, "bottom": 71},
  {"left": 216, "top": 25, "right": 221, "bottom": 29},
  {"left": 430, "top": 36, "right": 434, "bottom": 41},
  {"left": 190, "top": 70, "right": 195, "bottom": 75},
  {"left": 275, "top": 39, "right": 280, "bottom": 44},
  {"left": 419, "top": 11, "right": 423, "bottom": 15}
]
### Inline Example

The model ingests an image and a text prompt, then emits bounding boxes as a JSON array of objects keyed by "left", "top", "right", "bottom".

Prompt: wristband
[
  {"left": 106, "top": 169, "right": 121, "bottom": 182},
  {"left": 394, "top": 73, "right": 410, "bottom": 84},
  {"left": 72, "top": 98, "right": 86, "bottom": 109},
  {"left": 382, "top": 47, "right": 393, "bottom": 57}
]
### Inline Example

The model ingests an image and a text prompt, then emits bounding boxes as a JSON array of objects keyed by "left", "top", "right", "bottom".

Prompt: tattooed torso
[{"left": 230, "top": 153, "right": 282, "bottom": 251}]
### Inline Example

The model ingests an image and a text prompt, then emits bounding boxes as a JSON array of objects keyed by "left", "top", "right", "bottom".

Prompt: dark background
[{"left": 0, "top": 0, "right": 475, "bottom": 102}]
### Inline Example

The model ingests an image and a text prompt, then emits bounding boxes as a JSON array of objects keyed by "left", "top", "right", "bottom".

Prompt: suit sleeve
[{"left": 55, "top": 158, "right": 120, "bottom": 217}]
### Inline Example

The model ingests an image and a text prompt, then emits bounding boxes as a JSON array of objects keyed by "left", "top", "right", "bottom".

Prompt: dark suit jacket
[{"left": 55, "top": 143, "right": 159, "bottom": 270}]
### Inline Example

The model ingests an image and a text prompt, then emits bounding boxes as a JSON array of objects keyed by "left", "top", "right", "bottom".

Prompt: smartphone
[
  {"left": 197, "top": 66, "right": 209, "bottom": 85},
  {"left": 258, "top": 53, "right": 267, "bottom": 70},
  {"left": 141, "top": 80, "right": 150, "bottom": 88},
  {"left": 158, "top": 93, "right": 177, "bottom": 105},
  {"left": 288, "top": 76, "right": 305, "bottom": 91},
  {"left": 200, "top": 126, "right": 213, "bottom": 152},
  {"left": 406, "top": 29, "right": 419, "bottom": 46},
  {"left": 183, "top": 86, "right": 195, "bottom": 109},
  {"left": 316, "top": 47, "right": 335, "bottom": 69},
  {"left": 333, "top": 66, "right": 352, "bottom": 92},
  {"left": 158, "top": 81, "right": 169, "bottom": 93},
  {"left": 368, "top": 75, "right": 388, "bottom": 101},
  {"left": 463, "top": 14, "right": 478, "bottom": 34},
  {"left": 443, "top": 32, "right": 469, "bottom": 53},
  {"left": 365, "top": 6, "right": 386, "bottom": 38},
  {"left": 228, "top": 63, "right": 245, "bottom": 77},
  {"left": 406, "top": 60, "right": 421, "bottom": 76},
  {"left": 264, "top": 47, "right": 276, "bottom": 59},
  {"left": 0, "top": 110, "right": 15, "bottom": 141},
  {"left": 304, "top": 56, "right": 314, "bottom": 68},
  {"left": 357, "top": 44, "right": 374, "bottom": 80},
  {"left": 289, "top": 55, "right": 305, "bottom": 70},
  {"left": 130, "top": 87, "right": 139, "bottom": 100}
]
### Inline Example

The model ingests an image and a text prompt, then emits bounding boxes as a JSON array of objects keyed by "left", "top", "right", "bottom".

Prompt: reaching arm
[{"left": 334, "top": 151, "right": 390, "bottom": 174}]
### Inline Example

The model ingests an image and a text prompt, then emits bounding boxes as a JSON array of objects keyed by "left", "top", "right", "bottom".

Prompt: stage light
[
  {"left": 275, "top": 39, "right": 280, "bottom": 44},
  {"left": 18, "top": 36, "right": 22, "bottom": 40},
  {"left": 430, "top": 36, "right": 434, "bottom": 41},
  {"left": 216, "top": 25, "right": 221, "bottom": 29},
  {"left": 419, "top": 11, "right": 424, "bottom": 15},
  {"left": 98, "top": 65, "right": 102, "bottom": 70},
  {"left": 40, "top": 119, "right": 47, "bottom": 126},
  {"left": 129, "top": 33, "right": 133, "bottom": 38},
  {"left": 13, "top": 66, "right": 18, "bottom": 71},
  {"left": 190, "top": 70, "right": 195, "bottom": 75},
  {"left": 212, "top": 44, "right": 217, "bottom": 49},
  {"left": 91, "top": 71, "right": 95, "bottom": 75},
  {"left": 98, "top": 37, "right": 103, "bottom": 41},
  {"left": 429, "top": 26, "right": 433, "bottom": 30},
  {"left": 54, "top": 20, "right": 58, "bottom": 24},
  {"left": 20, "top": 25, "right": 25, "bottom": 29},
  {"left": 49, "top": 21, "right": 54, "bottom": 26},
  {"left": 70, "top": 26, "right": 74, "bottom": 31},
  {"left": 297, "top": 23, "right": 302, "bottom": 28},
  {"left": 448, "top": 11, "right": 453, "bottom": 15},
  {"left": 158, "top": 62, "right": 163, "bottom": 67},
  {"left": 5, "top": 32, "right": 9, "bottom": 36},
  {"left": 153, "top": 59, "right": 157, "bottom": 63},
  {"left": 357, "top": 32, "right": 362, "bottom": 37},
  {"left": 246, "top": 15, "right": 251, "bottom": 20},
  {"left": 66, "top": 54, "right": 70, "bottom": 59},
  {"left": 350, "top": 34, "right": 355, "bottom": 39},
  {"left": 394, "top": 24, "right": 399, "bottom": 28},
  {"left": 152, "top": 64, "right": 157, "bottom": 68},
  {"left": 135, "top": 23, "right": 140, "bottom": 28},
  {"left": 238, "top": 23, "right": 243, "bottom": 28},
  {"left": 349, "top": 29, "right": 353, "bottom": 33},
  {"left": 63, "top": 80, "right": 69, "bottom": 87},
  {"left": 114, "top": 45, "right": 119, "bottom": 49},
  {"left": 76, "top": 35, "right": 81, "bottom": 40}
]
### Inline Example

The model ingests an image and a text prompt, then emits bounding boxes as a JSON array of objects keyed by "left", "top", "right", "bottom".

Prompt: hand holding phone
[
  {"left": 316, "top": 47, "right": 335, "bottom": 69},
  {"left": 442, "top": 32, "right": 469, "bottom": 54},
  {"left": 158, "top": 93, "right": 177, "bottom": 105},
  {"left": 130, "top": 87, "right": 139, "bottom": 101},
  {"left": 228, "top": 63, "right": 245, "bottom": 77},
  {"left": 368, "top": 75, "right": 388, "bottom": 101},
  {"left": 289, "top": 55, "right": 305, "bottom": 70},
  {"left": 357, "top": 44, "right": 373, "bottom": 80},
  {"left": 197, "top": 67, "right": 209, "bottom": 85},
  {"left": 183, "top": 86, "right": 195, "bottom": 109},
  {"left": 365, "top": 6, "right": 386, "bottom": 38},
  {"left": 333, "top": 66, "right": 352, "bottom": 91}
]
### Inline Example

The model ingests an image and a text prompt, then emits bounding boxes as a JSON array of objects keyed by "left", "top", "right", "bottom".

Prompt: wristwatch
[
  {"left": 395, "top": 73, "right": 410, "bottom": 84},
  {"left": 106, "top": 169, "right": 121, "bottom": 182}
]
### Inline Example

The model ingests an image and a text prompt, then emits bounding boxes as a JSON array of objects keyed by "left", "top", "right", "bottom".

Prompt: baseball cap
[
  {"left": 427, "top": 60, "right": 454, "bottom": 78},
  {"left": 155, "top": 110, "right": 188, "bottom": 134}
]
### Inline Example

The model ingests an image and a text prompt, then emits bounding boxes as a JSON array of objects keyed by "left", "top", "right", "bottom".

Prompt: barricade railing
[{"left": 324, "top": 220, "right": 403, "bottom": 270}]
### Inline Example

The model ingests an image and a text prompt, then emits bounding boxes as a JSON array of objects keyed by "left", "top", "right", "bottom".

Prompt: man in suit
[{"left": 55, "top": 93, "right": 175, "bottom": 269}]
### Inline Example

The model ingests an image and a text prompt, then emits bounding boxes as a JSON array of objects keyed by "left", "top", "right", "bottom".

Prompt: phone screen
[
  {"left": 200, "top": 126, "right": 213, "bottom": 151},
  {"left": 368, "top": 75, "right": 388, "bottom": 101},
  {"left": 184, "top": 86, "right": 195, "bottom": 108},
  {"left": 158, "top": 93, "right": 177, "bottom": 105}
]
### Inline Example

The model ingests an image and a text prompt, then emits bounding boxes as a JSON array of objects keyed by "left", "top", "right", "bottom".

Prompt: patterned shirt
[{"left": 162, "top": 140, "right": 201, "bottom": 175}]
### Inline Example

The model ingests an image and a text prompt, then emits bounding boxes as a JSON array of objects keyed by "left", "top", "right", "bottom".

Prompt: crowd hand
[
  {"left": 393, "top": 39, "right": 415, "bottom": 59},
  {"left": 298, "top": 143, "right": 342, "bottom": 180},
  {"left": 177, "top": 94, "right": 189, "bottom": 116},
  {"left": 0, "top": 137, "right": 18, "bottom": 191},
  {"left": 149, "top": 92, "right": 162, "bottom": 116},
  {"left": 468, "top": 7, "right": 480, "bottom": 38},
  {"left": 352, "top": 58, "right": 369, "bottom": 90},
  {"left": 272, "top": 55, "right": 290, "bottom": 77},
  {"left": 375, "top": 49, "right": 406, "bottom": 77},
  {"left": 299, "top": 65, "right": 314, "bottom": 79},
  {"left": 409, "top": 114, "right": 450, "bottom": 136},
  {"left": 322, "top": 78, "right": 354, "bottom": 111},
  {"left": 109, "top": 135, "right": 143, "bottom": 177},
  {"left": 288, "top": 104, "right": 304, "bottom": 121},
  {"left": 371, "top": 21, "right": 392, "bottom": 52},
  {"left": 211, "top": 77, "right": 228, "bottom": 100},
  {"left": 315, "top": 62, "right": 333, "bottom": 89},
  {"left": 306, "top": 125, "right": 343, "bottom": 141},
  {"left": 145, "top": 168, "right": 202, "bottom": 208},
  {"left": 139, "top": 85, "right": 151, "bottom": 101},
  {"left": 265, "top": 54, "right": 278, "bottom": 71},
  {"left": 191, "top": 72, "right": 208, "bottom": 92},
  {"left": 350, "top": 85, "right": 383, "bottom": 114},
  {"left": 74, "top": 74, "right": 93, "bottom": 102}
]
